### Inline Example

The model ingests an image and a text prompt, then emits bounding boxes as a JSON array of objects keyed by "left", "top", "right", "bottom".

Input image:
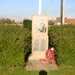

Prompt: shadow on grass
[{"left": 39, "top": 70, "right": 47, "bottom": 75}]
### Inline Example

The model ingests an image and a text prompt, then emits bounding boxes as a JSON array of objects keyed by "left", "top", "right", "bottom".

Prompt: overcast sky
[{"left": 0, "top": 0, "right": 75, "bottom": 21}]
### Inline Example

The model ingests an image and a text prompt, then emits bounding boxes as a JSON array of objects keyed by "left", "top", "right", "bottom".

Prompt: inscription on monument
[
  {"left": 32, "top": 36, "right": 48, "bottom": 52},
  {"left": 34, "top": 39, "right": 39, "bottom": 51},
  {"left": 41, "top": 39, "right": 45, "bottom": 51}
]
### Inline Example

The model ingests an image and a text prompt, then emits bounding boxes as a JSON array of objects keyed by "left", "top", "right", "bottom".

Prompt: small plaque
[{"left": 32, "top": 36, "right": 48, "bottom": 52}]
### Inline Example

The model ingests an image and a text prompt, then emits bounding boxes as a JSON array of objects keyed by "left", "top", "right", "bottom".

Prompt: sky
[{"left": 0, "top": 0, "right": 75, "bottom": 22}]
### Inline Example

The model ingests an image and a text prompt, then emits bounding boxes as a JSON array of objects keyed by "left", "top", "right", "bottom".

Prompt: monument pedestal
[
  {"left": 26, "top": 60, "right": 59, "bottom": 71},
  {"left": 29, "top": 52, "right": 46, "bottom": 60}
]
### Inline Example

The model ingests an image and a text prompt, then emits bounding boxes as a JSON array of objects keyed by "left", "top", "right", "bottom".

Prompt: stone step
[{"left": 25, "top": 60, "right": 59, "bottom": 71}]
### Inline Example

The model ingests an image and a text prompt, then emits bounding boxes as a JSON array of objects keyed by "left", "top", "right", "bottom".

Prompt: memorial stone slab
[
  {"left": 29, "top": 15, "right": 48, "bottom": 60},
  {"left": 32, "top": 15, "right": 48, "bottom": 36}
]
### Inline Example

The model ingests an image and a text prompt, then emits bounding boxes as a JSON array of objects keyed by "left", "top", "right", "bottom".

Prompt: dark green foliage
[
  {"left": 0, "top": 24, "right": 75, "bottom": 67},
  {"left": 48, "top": 25, "right": 75, "bottom": 66},
  {"left": 0, "top": 25, "right": 31, "bottom": 67},
  {"left": 23, "top": 19, "right": 32, "bottom": 30},
  {"left": 48, "top": 20, "right": 55, "bottom": 25}
]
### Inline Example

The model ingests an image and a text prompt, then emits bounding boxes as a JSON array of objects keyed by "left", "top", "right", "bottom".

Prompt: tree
[
  {"left": 12, "top": 20, "right": 15, "bottom": 24},
  {"left": 48, "top": 20, "right": 55, "bottom": 25},
  {"left": 0, "top": 18, "right": 15, "bottom": 24}
]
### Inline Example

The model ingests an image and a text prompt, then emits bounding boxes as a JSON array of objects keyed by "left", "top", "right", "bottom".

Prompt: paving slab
[{"left": 25, "top": 60, "right": 59, "bottom": 71}]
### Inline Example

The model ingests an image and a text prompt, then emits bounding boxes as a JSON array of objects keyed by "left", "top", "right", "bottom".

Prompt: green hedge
[
  {"left": 23, "top": 19, "right": 32, "bottom": 30},
  {"left": 0, "top": 25, "right": 31, "bottom": 67},
  {"left": 48, "top": 25, "right": 75, "bottom": 66},
  {"left": 0, "top": 24, "right": 75, "bottom": 67}
]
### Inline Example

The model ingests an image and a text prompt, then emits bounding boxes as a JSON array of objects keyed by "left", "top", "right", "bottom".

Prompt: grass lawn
[{"left": 0, "top": 66, "right": 75, "bottom": 75}]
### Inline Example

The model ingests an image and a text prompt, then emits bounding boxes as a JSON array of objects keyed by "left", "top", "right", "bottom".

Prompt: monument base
[
  {"left": 29, "top": 51, "right": 46, "bottom": 60},
  {"left": 25, "top": 60, "right": 59, "bottom": 71}
]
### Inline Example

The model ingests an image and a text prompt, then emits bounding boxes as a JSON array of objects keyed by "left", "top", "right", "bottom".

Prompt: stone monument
[
  {"left": 29, "top": 15, "right": 48, "bottom": 60},
  {"left": 26, "top": 1, "right": 58, "bottom": 70}
]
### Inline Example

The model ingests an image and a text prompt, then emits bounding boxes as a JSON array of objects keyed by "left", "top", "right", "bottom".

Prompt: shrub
[
  {"left": 23, "top": 19, "right": 32, "bottom": 30},
  {"left": 1, "top": 24, "right": 75, "bottom": 67},
  {"left": 0, "top": 25, "right": 31, "bottom": 67},
  {"left": 48, "top": 25, "right": 75, "bottom": 66}
]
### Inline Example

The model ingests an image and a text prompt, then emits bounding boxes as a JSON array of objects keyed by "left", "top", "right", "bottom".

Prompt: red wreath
[
  {"left": 39, "top": 48, "right": 55, "bottom": 64},
  {"left": 45, "top": 49, "right": 54, "bottom": 60}
]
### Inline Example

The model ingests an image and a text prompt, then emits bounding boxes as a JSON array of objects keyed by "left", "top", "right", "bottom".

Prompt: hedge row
[
  {"left": 48, "top": 25, "right": 75, "bottom": 66},
  {"left": 0, "top": 25, "right": 31, "bottom": 67},
  {"left": 0, "top": 24, "right": 75, "bottom": 67}
]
